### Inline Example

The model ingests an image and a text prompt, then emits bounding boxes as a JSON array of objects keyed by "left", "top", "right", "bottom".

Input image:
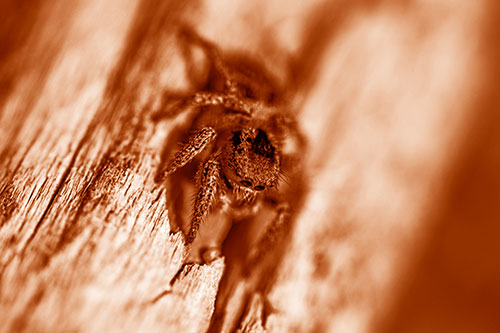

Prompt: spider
[{"left": 155, "top": 27, "right": 306, "bottom": 266}]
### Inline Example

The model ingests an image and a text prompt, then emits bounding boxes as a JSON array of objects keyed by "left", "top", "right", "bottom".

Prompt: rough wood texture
[{"left": 1, "top": 0, "right": 499, "bottom": 332}]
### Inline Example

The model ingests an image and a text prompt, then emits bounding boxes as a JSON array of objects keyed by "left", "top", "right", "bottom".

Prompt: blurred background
[{"left": 1, "top": 0, "right": 499, "bottom": 332}]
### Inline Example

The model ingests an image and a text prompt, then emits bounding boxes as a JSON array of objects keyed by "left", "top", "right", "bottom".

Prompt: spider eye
[
  {"left": 254, "top": 185, "right": 265, "bottom": 191},
  {"left": 240, "top": 180, "right": 252, "bottom": 187},
  {"left": 252, "top": 129, "right": 275, "bottom": 158}
]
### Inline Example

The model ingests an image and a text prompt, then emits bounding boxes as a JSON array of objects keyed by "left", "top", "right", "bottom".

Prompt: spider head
[{"left": 223, "top": 127, "right": 280, "bottom": 191}]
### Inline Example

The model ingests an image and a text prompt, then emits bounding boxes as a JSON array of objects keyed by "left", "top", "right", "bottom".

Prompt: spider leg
[
  {"left": 191, "top": 91, "right": 278, "bottom": 118},
  {"left": 152, "top": 89, "right": 269, "bottom": 123},
  {"left": 156, "top": 127, "right": 216, "bottom": 183},
  {"left": 186, "top": 157, "right": 221, "bottom": 244},
  {"left": 179, "top": 26, "right": 248, "bottom": 94},
  {"left": 246, "top": 203, "right": 291, "bottom": 270},
  {"left": 192, "top": 92, "right": 253, "bottom": 114}
]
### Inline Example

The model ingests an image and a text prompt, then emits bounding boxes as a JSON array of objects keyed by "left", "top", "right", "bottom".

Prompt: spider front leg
[
  {"left": 246, "top": 202, "right": 291, "bottom": 270},
  {"left": 186, "top": 156, "right": 221, "bottom": 244},
  {"left": 156, "top": 127, "right": 216, "bottom": 183}
]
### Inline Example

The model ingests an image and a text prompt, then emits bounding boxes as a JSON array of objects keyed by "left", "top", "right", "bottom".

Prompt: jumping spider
[{"left": 155, "top": 28, "right": 305, "bottom": 267}]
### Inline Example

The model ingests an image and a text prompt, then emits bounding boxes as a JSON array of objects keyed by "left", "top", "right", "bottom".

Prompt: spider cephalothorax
[
  {"left": 155, "top": 27, "right": 305, "bottom": 264},
  {"left": 222, "top": 127, "right": 280, "bottom": 192}
]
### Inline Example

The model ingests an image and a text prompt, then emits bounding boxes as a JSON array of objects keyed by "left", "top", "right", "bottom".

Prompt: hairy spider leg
[
  {"left": 156, "top": 127, "right": 216, "bottom": 183},
  {"left": 187, "top": 157, "right": 221, "bottom": 244},
  {"left": 191, "top": 91, "right": 279, "bottom": 118},
  {"left": 245, "top": 203, "right": 291, "bottom": 271},
  {"left": 192, "top": 92, "right": 253, "bottom": 115},
  {"left": 152, "top": 88, "right": 275, "bottom": 122}
]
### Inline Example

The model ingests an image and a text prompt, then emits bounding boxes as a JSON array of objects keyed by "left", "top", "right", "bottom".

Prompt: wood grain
[{"left": 1, "top": 0, "right": 499, "bottom": 332}]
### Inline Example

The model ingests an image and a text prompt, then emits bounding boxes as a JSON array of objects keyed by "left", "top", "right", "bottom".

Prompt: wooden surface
[{"left": 1, "top": 0, "right": 499, "bottom": 332}]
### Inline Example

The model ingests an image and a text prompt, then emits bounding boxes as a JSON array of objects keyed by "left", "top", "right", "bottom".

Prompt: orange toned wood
[{"left": 1, "top": 1, "right": 498, "bottom": 332}]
